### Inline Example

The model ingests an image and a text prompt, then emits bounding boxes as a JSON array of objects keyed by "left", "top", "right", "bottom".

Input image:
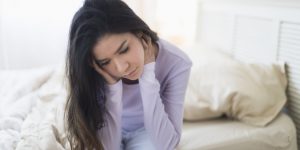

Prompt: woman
[{"left": 65, "top": 0, "right": 192, "bottom": 150}]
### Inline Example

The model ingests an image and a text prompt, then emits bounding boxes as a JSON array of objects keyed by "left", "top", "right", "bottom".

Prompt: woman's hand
[
  {"left": 92, "top": 60, "right": 119, "bottom": 85},
  {"left": 141, "top": 35, "right": 156, "bottom": 65}
]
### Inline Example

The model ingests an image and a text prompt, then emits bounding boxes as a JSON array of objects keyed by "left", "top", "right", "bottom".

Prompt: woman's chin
[
  {"left": 123, "top": 75, "right": 139, "bottom": 81},
  {"left": 123, "top": 68, "right": 141, "bottom": 80},
  {"left": 122, "top": 77, "right": 139, "bottom": 84},
  {"left": 122, "top": 71, "right": 141, "bottom": 83}
]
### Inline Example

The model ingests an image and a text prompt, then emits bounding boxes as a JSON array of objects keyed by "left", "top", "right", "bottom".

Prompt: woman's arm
[
  {"left": 139, "top": 62, "right": 192, "bottom": 150},
  {"left": 97, "top": 80, "right": 123, "bottom": 150}
]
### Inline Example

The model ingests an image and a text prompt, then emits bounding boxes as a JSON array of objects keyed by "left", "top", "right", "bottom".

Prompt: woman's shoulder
[
  {"left": 155, "top": 39, "right": 193, "bottom": 82},
  {"left": 156, "top": 39, "right": 192, "bottom": 68}
]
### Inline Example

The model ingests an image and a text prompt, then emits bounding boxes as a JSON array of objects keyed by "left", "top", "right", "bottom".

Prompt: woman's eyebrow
[{"left": 97, "top": 40, "right": 127, "bottom": 63}]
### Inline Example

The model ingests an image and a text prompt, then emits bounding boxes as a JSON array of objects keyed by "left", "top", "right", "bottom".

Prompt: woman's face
[{"left": 92, "top": 32, "right": 145, "bottom": 80}]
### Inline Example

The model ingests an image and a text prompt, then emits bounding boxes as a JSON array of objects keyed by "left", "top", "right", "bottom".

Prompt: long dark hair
[{"left": 64, "top": 0, "right": 158, "bottom": 149}]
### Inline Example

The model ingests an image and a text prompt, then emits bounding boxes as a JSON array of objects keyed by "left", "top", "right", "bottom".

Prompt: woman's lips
[{"left": 126, "top": 68, "right": 137, "bottom": 77}]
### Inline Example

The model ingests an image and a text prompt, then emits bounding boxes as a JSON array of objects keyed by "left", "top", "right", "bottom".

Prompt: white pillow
[{"left": 184, "top": 46, "right": 287, "bottom": 126}]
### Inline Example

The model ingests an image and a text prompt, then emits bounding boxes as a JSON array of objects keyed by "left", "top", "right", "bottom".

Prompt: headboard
[{"left": 196, "top": 0, "right": 300, "bottom": 147}]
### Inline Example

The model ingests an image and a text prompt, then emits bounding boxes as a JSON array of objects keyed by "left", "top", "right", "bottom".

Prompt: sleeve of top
[
  {"left": 97, "top": 80, "right": 123, "bottom": 150},
  {"left": 139, "top": 61, "right": 192, "bottom": 150}
]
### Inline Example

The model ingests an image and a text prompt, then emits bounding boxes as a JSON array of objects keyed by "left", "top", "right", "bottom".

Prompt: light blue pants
[{"left": 120, "top": 127, "right": 156, "bottom": 150}]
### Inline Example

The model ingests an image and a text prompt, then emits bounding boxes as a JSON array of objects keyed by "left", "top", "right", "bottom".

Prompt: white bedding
[
  {"left": 0, "top": 65, "right": 298, "bottom": 150},
  {"left": 178, "top": 113, "right": 298, "bottom": 150},
  {"left": 0, "top": 65, "right": 70, "bottom": 150},
  {"left": 0, "top": 67, "right": 55, "bottom": 150}
]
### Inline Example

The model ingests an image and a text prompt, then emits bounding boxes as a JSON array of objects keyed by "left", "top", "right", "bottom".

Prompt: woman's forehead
[{"left": 93, "top": 33, "right": 132, "bottom": 60}]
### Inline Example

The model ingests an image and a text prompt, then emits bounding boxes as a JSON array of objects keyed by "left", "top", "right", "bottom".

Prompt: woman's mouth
[{"left": 125, "top": 68, "right": 137, "bottom": 77}]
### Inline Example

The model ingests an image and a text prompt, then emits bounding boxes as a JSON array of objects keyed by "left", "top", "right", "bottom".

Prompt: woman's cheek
[{"left": 103, "top": 66, "right": 116, "bottom": 77}]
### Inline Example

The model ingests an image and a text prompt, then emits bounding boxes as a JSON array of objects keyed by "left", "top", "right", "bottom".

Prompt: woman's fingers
[
  {"left": 142, "top": 37, "right": 151, "bottom": 64},
  {"left": 92, "top": 60, "right": 118, "bottom": 85},
  {"left": 92, "top": 61, "right": 106, "bottom": 75}
]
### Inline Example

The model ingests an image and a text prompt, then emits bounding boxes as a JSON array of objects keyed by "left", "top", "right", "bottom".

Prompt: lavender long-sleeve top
[{"left": 97, "top": 39, "right": 192, "bottom": 150}]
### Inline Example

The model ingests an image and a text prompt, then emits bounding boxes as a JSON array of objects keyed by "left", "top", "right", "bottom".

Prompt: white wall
[
  {"left": 196, "top": 0, "right": 300, "bottom": 54},
  {"left": 0, "top": 0, "right": 5, "bottom": 69},
  {"left": 125, "top": 0, "right": 199, "bottom": 48},
  {"left": 0, "top": 0, "right": 83, "bottom": 69},
  {"left": 0, "top": 0, "right": 199, "bottom": 70}
]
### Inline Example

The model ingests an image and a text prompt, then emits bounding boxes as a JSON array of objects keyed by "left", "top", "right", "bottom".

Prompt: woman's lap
[{"left": 121, "top": 127, "right": 155, "bottom": 150}]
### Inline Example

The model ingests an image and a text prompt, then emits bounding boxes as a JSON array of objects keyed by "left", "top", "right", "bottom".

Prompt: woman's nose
[{"left": 113, "top": 59, "right": 129, "bottom": 75}]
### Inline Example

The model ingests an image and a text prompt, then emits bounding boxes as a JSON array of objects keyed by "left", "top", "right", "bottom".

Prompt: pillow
[{"left": 183, "top": 46, "right": 287, "bottom": 126}]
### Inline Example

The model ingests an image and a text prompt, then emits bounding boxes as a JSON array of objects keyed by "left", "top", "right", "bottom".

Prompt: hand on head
[
  {"left": 140, "top": 34, "right": 157, "bottom": 65},
  {"left": 92, "top": 60, "right": 120, "bottom": 85}
]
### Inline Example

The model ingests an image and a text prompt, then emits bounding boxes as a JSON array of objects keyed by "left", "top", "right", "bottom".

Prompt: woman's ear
[{"left": 140, "top": 36, "right": 148, "bottom": 50}]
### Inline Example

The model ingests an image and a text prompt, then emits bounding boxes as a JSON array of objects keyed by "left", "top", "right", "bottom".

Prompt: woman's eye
[
  {"left": 99, "top": 47, "right": 128, "bottom": 66},
  {"left": 119, "top": 47, "right": 129, "bottom": 54},
  {"left": 100, "top": 61, "right": 110, "bottom": 66}
]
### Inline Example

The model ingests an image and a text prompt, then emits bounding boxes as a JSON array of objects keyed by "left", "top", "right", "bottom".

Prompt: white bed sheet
[
  {"left": 178, "top": 113, "right": 297, "bottom": 150},
  {"left": 1, "top": 65, "right": 298, "bottom": 150}
]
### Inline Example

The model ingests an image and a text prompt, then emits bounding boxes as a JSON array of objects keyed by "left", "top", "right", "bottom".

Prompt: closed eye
[
  {"left": 98, "top": 47, "right": 129, "bottom": 66},
  {"left": 98, "top": 60, "right": 110, "bottom": 66},
  {"left": 119, "top": 47, "right": 129, "bottom": 54}
]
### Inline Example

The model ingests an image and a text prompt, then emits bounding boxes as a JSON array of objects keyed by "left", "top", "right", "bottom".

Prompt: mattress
[{"left": 178, "top": 113, "right": 297, "bottom": 150}]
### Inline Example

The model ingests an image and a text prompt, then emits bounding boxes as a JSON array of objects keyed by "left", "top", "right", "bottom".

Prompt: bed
[
  {"left": 0, "top": 62, "right": 297, "bottom": 150},
  {"left": 178, "top": 0, "right": 300, "bottom": 150},
  {"left": 1, "top": 0, "right": 300, "bottom": 150},
  {"left": 179, "top": 113, "right": 297, "bottom": 150}
]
